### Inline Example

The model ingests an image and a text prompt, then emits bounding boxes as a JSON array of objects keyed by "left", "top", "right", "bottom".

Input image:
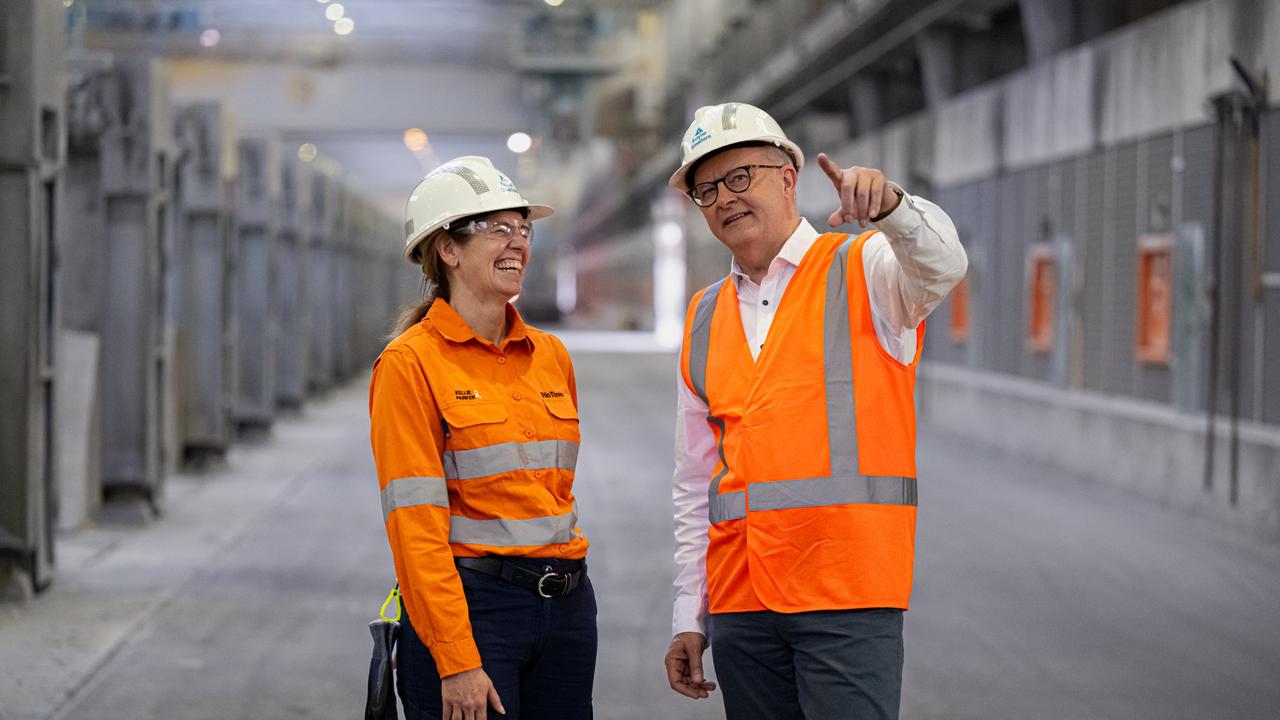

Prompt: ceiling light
[
  {"left": 403, "top": 128, "right": 429, "bottom": 153},
  {"left": 545, "top": 0, "right": 565, "bottom": 6},
  {"left": 507, "top": 132, "right": 532, "bottom": 154},
  {"left": 62, "top": 0, "right": 75, "bottom": 7},
  {"left": 325, "top": 3, "right": 345, "bottom": 20},
  {"left": 316, "top": 0, "right": 329, "bottom": 3},
  {"left": 334, "top": 17, "right": 354, "bottom": 35},
  {"left": 298, "top": 143, "right": 318, "bottom": 162},
  {"left": 199, "top": 29, "right": 221, "bottom": 48}
]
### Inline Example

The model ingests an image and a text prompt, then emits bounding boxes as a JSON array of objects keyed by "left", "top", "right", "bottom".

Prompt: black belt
[{"left": 455, "top": 556, "right": 585, "bottom": 599}]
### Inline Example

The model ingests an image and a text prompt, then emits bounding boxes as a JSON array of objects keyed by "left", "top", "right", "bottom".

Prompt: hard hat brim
[
  {"left": 403, "top": 202, "right": 554, "bottom": 263},
  {"left": 667, "top": 138, "right": 805, "bottom": 192}
]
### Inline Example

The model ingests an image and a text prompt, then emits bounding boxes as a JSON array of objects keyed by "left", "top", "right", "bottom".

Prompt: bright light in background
[
  {"left": 62, "top": 0, "right": 75, "bottom": 7},
  {"left": 199, "top": 29, "right": 221, "bottom": 48},
  {"left": 402, "top": 128, "right": 429, "bottom": 153},
  {"left": 298, "top": 143, "right": 318, "bottom": 162},
  {"left": 653, "top": 219, "right": 686, "bottom": 349},
  {"left": 656, "top": 221, "right": 682, "bottom": 249},
  {"left": 315, "top": 0, "right": 329, "bottom": 3},
  {"left": 507, "top": 132, "right": 533, "bottom": 154},
  {"left": 334, "top": 17, "right": 355, "bottom": 35},
  {"left": 325, "top": 3, "right": 345, "bottom": 21},
  {"left": 556, "top": 250, "right": 577, "bottom": 316},
  {"left": 545, "top": 0, "right": 566, "bottom": 6}
]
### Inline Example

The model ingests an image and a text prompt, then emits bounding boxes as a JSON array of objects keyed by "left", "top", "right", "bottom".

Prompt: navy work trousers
[
  {"left": 711, "top": 608, "right": 904, "bottom": 720},
  {"left": 396, "top": 558, "right": 597, "bottom": 720}
]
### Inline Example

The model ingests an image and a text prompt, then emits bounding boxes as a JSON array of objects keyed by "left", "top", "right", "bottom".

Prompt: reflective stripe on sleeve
[
  {"left": 442, "top": 440, "right": 579, "bottom": 480},
  {"left": 448, "top": 507, "right": 581, "bottom": 547},
  {"left": 380, "top": 476, "right": 449, "bottom": 521}
]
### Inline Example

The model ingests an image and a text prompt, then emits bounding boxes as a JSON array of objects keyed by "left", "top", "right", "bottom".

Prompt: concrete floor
[{"left": 2, "top": 346, "right": 1279, "bottom": 720}]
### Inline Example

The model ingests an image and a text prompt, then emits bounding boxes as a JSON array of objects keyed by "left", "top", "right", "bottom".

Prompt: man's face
[{"left": 690, "top": 145, "right": 797, "bottom": 255}]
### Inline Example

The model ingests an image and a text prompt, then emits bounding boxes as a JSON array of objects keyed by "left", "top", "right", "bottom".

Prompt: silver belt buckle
[{"left": 537, "top": 572, "right": 566, "bottom": 598}]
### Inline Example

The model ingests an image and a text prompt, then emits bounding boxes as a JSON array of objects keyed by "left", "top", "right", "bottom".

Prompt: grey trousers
[{"left": 710, "top": 608, "right": 904, "bottom": 720}]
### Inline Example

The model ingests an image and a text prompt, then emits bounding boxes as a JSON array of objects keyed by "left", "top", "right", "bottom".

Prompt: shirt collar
[
  {"left": 728, "top": 217, "right": 820, "bottom": 284},
  {"left": 425, "top": 298, "right": 533, "bottom": 350}
]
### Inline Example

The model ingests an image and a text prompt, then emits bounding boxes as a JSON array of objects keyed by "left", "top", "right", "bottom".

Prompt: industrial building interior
[{"left": 2, "top": 0, "right": 1279, "bottom": 718}]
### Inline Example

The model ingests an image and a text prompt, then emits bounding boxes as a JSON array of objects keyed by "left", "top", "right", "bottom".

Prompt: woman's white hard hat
[{"left": 403, "top": 155, "right": 553, "bottom": 263}]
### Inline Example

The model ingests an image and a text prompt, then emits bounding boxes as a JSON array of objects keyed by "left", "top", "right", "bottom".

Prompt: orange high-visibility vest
[
  {"left": 369, "top": 299, "right": 587, "bottom": 676},
  {"left": 680, "top": 231, "right": 921, "bottom": 615}
]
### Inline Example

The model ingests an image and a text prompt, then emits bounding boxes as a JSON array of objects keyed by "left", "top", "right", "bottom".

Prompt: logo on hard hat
[{"left": 690, "top": 127, "right": 712, "bottom": 150}]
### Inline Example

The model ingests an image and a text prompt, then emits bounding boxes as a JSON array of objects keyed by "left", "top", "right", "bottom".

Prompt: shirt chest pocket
[
  {"left": 541, "top": 393, "right": 580, "bottom": 442},
  {"left": 440, "top": 399, "right": 508, "bottom": 442},
  {"left": 439, "top": 400, "right": 512, "bottom": 481}
]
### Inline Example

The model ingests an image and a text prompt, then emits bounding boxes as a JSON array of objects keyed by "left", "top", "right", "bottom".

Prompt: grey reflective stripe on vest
[
  {"left": 688, "top": 280, "right": 736, "bottom": 523},
  {"left": 749, "top": 474, "right": 917, "bottom": 510},
  {"left": 381, "top": 476, "right": 449, "bottom": 521},
  {"left": 449, "top": 507, "right": 580, "bottom": 547},
  {"left": 709, "top": 489, "right": 746, "bottom": 524},
  {"left": 443, "top": 440, "right": 579, "bottom": 481},
  {"left": 687, "top": 278, "right": 728, "bottom": 405},
  {"left": 691, "top": 237, "right": 917, "bottom": 526}
]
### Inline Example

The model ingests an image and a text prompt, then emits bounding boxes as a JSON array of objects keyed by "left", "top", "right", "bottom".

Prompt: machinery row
[{"left": 0, "top": 0, "right": 413, "bottom": 595}]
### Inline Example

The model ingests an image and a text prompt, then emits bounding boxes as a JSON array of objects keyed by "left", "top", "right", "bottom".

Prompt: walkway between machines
[
  {"left": 0, "top": 378, "right": 383, "bottom": 720},
  {"left": 3, "top": 347, "right": 1279, "bottom": 720}
]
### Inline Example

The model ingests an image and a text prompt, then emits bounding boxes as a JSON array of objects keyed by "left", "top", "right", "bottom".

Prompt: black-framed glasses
[
  {"left": 454, "top": 219, "right": 533, "bottom": 243},
  {"left": 688, "top": 164, "right": 786, "bottom": 207}
]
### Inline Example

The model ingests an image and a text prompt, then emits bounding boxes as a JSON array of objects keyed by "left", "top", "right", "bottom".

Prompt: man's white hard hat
[{"left": 668, "top": 102, "right": 804, "bottom": 192}]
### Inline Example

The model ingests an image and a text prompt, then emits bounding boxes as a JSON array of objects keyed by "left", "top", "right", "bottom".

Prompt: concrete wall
[{"left": 920, "top": 362, "right": 1280, "bottom": 540}]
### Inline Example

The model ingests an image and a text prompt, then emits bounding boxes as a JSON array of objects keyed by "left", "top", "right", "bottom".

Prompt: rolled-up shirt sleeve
[
  {"left": 865, "top": 184, "right": 969, "bottom": 362},
  {"left": 369, "top": 348, "right": 480, "bottom": 677},
  {"left": 672, "top": 364, "right": 717, "bottom": 637}
]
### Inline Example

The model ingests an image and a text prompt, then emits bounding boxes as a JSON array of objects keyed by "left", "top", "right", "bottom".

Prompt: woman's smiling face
[{"left": 440, "top": 209, "right": 533, "bottom": 305}]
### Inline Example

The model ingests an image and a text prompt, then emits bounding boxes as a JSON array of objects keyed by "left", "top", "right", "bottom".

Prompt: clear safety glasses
[{"left": 455, "top": 219, "right": 534, "bottom": 243}]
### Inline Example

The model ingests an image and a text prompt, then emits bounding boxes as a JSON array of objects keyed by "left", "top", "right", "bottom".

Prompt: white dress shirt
[{"left": 672, "top": 186, "right": 968, "bottom": 636}]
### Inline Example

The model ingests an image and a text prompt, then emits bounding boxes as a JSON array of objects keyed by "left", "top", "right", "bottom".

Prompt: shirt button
[
  {"left": 513, "top": 392, "right": 522, "bottom": 401},
  {"left": 524, "top": 429, "right": 534, "bottom": 438},
  {"left": 533, "top": 469, "right": 544, "bottom": 478},
  {"left": 497, "top": 357, "right": 507, "bottom": 364},
  {"left": 762, "top": 299, "right": 769, "bottom": 306}
]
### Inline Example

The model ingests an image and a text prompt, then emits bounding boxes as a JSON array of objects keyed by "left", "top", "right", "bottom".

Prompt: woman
[{"left": 369, "top": 156, "right": 596, "bottom": 720}]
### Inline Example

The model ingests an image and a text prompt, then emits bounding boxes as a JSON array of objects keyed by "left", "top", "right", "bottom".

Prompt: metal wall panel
[
  {"left": 1265, "top": 109, "right": 1280, "bottom": 424},
  {"left": 98, "top": 61, "right": 174, "bottom": 505},
  {"left": 1081, "top": 152, "right": 1109, "bottom": 394},
  {"left": 1003, "top": 171, "right": 1028, "bottom": 378},
  {"left": 306, "top": 172, "right": 336, "bottom": 391},
  {"left": 234, "top": 137, "right": 279, "bottom": 429},
  {"left": 975, "top": 177, "right": 1000, "bottom": 373},
  {"left": 274, "top": 157, "right": 308, "bottom": 410},
  {"left": 173, "top": 102, "right": 238, "bottom": 460},
  {"left": 0, "top": 0, "right": 65, "bottom": 591},
  {"left": 925, "top": 185, "right": 964, "bottom": 367},
  {"left": 1111, "top": 142, "right": 1139, "bottom": 397},
  {"left": 1135, "top": 133, "right": 1176, "bottom": 404},
  {"left": 1025, "top": 165, "right": 1052, "bottom": 384}
]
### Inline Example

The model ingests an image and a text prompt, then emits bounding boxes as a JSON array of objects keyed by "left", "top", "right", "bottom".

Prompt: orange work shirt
[{"left": 369, "top": 298, "right": 588, "bottom": 677}]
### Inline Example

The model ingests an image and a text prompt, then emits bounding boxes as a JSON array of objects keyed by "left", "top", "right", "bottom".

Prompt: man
[{"left": 663, "top": 102, "right": 967, "bottom": 720}]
